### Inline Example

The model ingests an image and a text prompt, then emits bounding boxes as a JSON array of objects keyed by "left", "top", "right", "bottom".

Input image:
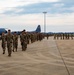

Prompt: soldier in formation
[
  {"left": 46, "top": 34, "right": 49, "bottom": 40},
  {"left": 13, "top": 32, "right": 18, "bottom": 52},
  {"left": 6, "top": 30, "right": 13, "bottom": 57},
  {"left": 54, "top": 33, "right": 74, "bottom": 40},
  {"left": 1, "top": 29, "right": 45, "bottom": 57},
  {"left": 20, "top": 30, "right": 27, "bottom": 51},
  {"left": 1, "top": 32, "right": 6, "bottom": 54}
]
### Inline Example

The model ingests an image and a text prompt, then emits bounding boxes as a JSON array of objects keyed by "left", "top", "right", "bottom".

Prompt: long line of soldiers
[
  {"left": 54, "top": 33, "right": 74, "bottom": 40},
  {"left": 1, "top": 30, "right": 44, "bottom": 57}
]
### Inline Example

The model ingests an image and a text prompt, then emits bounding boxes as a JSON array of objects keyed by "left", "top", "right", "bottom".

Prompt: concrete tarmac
[{"left": 0, "top": 37, "right": 74, "bottom": 75}]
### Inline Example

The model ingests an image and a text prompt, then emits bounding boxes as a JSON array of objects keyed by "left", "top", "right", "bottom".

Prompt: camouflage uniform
[
  {"left": 31, "top": 33, "right": 34, "bottom": 43},
  {"left": 39, "top": 33, "right": 43, "bottom": 41},
  {"left": 68, "top": 34, "right": 69, "bottom": 39},
  {"left": 6, "top": 30, "right": 13, "bottom": 57},
  {"left": 63, "top": 33, "right": 64, "bottom": 40},
  {"left": 54, "top": 34, "right": 56, "bottom": 39},
  {"left": 65, "top": 33, "right": 67, "bottom": 39},
  {"left": 1, "top": 33, "right": 6, "bottom": 54},
  {"left": 26, "top": 33, "right": 30, "bottom": 44},
  {"left": 60, "top": 34, "right": 62, "bottom": 40},
  {"left": 71, "top": 33, "right": 73, "bottom": 40},
  {"left": 56, "top": 34, "right": 59, "bottom": 39},
  {"left": 13, "top": 33, "right": 18, "bottom": 52},
  {"left": 46, "top": 34, "right": 49, "bottom": 40},
  {"left": 37, "top": 33, "right": 39, "bottom": 41},
  {"left": 20, "top": 31, "right": 27, "bottom": 51}
]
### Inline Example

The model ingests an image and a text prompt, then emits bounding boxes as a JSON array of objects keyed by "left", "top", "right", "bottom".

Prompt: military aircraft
[
  {"left": 30, "top": 25, "right": 41, "bottom": 33},
  {"left": 0, "top": 25, "right": 41, "bottom": 35},
  {"left": 12, "top": 25, "right": 41, "bottom": 34},
  {"left": 0, "top": 28, "right": 7, "bottom": 35}
]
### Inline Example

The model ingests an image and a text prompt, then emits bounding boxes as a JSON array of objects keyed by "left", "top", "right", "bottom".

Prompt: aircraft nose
[{"left": 5, "top": 30, "right": 7, "bottom": 33}]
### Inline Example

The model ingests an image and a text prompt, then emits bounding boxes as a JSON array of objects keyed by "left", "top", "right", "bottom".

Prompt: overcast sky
[{"left": 0, "top": 0, "right": 74, "bottom": 32}]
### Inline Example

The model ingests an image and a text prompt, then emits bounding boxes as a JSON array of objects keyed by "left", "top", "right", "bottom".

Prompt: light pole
[{"left": 43, "top": 12, "right": 47, "bottom": 33}]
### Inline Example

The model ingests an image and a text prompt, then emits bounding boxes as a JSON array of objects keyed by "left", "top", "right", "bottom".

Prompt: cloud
[
  {"left": 0, "top": 0, "right": 59, "bottom": 10},
  {"left": 21, "top": 0, "right": 59, "bottom": 3},
  {"left": 2, "top": 1, "right": 74, "bottom": 15},
  {"left": 53, "top": 3, "right": 64, "bottom": 7},
  {"left": 0, "top": 13, "right": 74, "bottom": 30},
  {"left": 60, "top": 0, "right": 74, "bottom": 3},
  {"left": 47, "top": 13, "right": 74, "bottom": 25},
  {"left": 0, "top": 0, "right": 74, "bottom": 15},
  {"left": 0, "top": 0, "right": 60, "bottom": 15},
  {"left": 0, "top": 0, "right": 74, "bottom": 32}
]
